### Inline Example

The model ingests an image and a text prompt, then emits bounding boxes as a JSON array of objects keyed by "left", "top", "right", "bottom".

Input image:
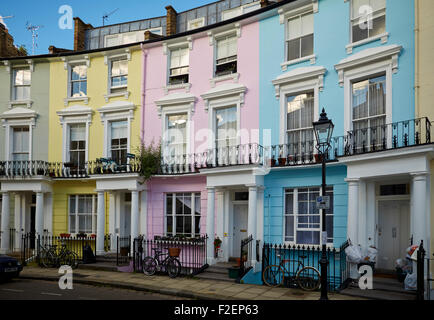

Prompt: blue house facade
[{"left": 241, "top": 0, "right": 432, "bottom": 286}]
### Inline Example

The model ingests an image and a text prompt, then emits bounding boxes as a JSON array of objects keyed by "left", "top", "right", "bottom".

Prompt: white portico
[
  {"left": 94, "top": 174, "right": 147, "bottom": 255},
  {"left": 203, "top": 165, "right": 266, "bottom": 268},
  {"left": 341, "top": 145, "right": 434, "bottom": 271}
]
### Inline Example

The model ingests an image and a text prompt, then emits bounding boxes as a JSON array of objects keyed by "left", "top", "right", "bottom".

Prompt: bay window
[
  {"left": 13, "top": 68, "right": 31, "bottom": 101},
  {"left": 286, "top": 13, "right": 314, "bottom": 62},
  {"left": 351, "top": 0, "right": 386, "bottom": 43},
  {"left": 165, "top": 193, "right": 201, "bottom": 237},
  {"left": 284, "top": 187, "right": 333, "bottom": 245},
  {"left": 69, "top": 195, "right": 95, "bottom": 234}
]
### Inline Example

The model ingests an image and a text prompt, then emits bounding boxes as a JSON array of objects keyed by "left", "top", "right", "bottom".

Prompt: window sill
[
  {"left": 346, "top": 32, "right": 389, "bottom": 54},
  {"left": 64, "top": 96, "right": 89, "bottom": 106},
  {"left": 9, "top": 99, "right": 33, "bottom": 109},
  {"left": 210, "top": 72, "right": 239, "bottom": 88},
  {"left": 164, "top": 83, "right": 192, "bottom": 94},
  {"left": 104, "top": 91, "right": 130, "bottom": 103},
  {"left": 281, "top": 55, "right": 316, "bottom": 71}
]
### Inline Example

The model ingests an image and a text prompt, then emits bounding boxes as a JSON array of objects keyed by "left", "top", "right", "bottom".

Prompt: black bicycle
[{"left": 142, "top": 247, "right": 181, "bottom": 278}]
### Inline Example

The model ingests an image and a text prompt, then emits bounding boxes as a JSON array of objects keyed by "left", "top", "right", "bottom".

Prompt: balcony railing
[{"left": 158, "top": 143, "right": 264, "bottom": 175}]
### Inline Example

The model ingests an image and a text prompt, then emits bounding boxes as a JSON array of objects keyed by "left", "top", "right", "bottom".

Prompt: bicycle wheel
[
  {"left": 262, "top": 265, "right": 284, "bottom": 287},
  {"left": 296, "top": 266, "right": 321, "bottom": 291},
  {"left": 167, "top": 258, "right": 181, "bottom": 279},
  {"left": 39, "top": 250, "right": 51, "bottom": 268},
  {"left": 142, "top": 257, "right": 158, "bottom": 276}
]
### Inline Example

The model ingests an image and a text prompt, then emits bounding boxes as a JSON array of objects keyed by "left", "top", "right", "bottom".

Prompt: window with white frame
[
  {"left": 351, "top": 0, "right": 386, "bottom": 43},
  {"left": 12, "top": 127, "right": 30, "bottom": 161},
  {"left": 187, "top": 17, "right": 205, "bottom": 31},
  {"left": 222, "top": 1, "right": 260, "bottom": 20},
  {"left": 169, "top": 47, "right": 189, "bottom": 85},
  {"left": 69, "top": 124, "right": 86, "bottom": 167},
  {"left": 286, "top": 92, "right": 315, "bottom": 155},
  {"left": 286, "top": 13, "right": 314, "bottom": 62},
  {"left": 215, "top": 106, "right": 237, "bottom": 149},
  {"left": 109, "top": 59, "right": 128, "bottom": 94},
  {"left": 284, "top": 186, "right": 333, "bottom": 245},
  {"left": 104, "top": 29, "right": 162, "bottom": 47},
  {"left": 165, "top": 113, "right": 187, "bottom": 158},
  {"left": 69, "top": 195, "right": 95, "bottom": 234},
  {"left": 165, "top": 193, "right": 201, "bottom": 237},
  {"left": 110, "top": 120, "right": 128, "bottom": 165},
  {"left": 352, "top": 75, "right": 386, "bottom": 148},
  {"left": 12, "top": 68, "right": 31, "bottom": 101},
  {"left": 70, "top": 64, "right": 87, "bottom": 98},
  {"left": 215, "top": 35, "right": 237, "bottom": 77}
]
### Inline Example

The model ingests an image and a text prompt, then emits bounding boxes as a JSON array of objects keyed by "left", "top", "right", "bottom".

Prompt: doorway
[
  {"left": 30, "top": 206, "right": 36, "bottom": 249},
  {"left": 232, "top": 204, "right": 248, "bottom": 258},
  {"left": 377, "top": 200, "right": 410, "bottom": 271}
]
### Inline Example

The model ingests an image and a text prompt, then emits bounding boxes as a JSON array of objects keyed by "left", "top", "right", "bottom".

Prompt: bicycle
[
  {"left": 39, "top": 243, "right": 79, "bottom": 269},
  {"left": 142, "top": 247, "right": 182, "bottom": 278},
  {"left": 262, "top": 253, "right": 321, "bottom": 291}
]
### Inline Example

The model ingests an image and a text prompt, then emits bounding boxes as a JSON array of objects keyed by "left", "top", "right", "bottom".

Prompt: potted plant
[
  {"left": 314, "top": 154, "right": 322, "bottom": 163},
  {"left": 277, "top": 149, "right": 286, "bottom": 166},
  {"left": 77, "top": 232, "right": 87, "bottom": 238},
  {"left": 90, "top": 234, "right": 96, "bottom": 239},
  {"left": 214, "top": 237, "right": 222, "bottom": 258},
  {"left": 137, "top": 140, "right": 161, "bottom": 181},
  {"left": 59, "top": 233, "right": 71, "bottom": 238}
]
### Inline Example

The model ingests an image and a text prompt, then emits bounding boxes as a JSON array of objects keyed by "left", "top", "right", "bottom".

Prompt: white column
[
  {"left": 0, "top": 192, "right": 10, "bottom": 254},
  {"left": 247, "top": 185, "right": 258, "bottom": 266},
  {"left": 206, "top": 187, "right": 216, "bottom": 264},
  {"left": 35, "top": 192, "right": 44, "bottom": 236},
  {"left": 130, "top": 190, "right": 140, "bottom": 250},
  {"left": 14, "top": 193, "right": 22, "bottom": 250},
  {"left": 96, "top": 191, "right": 106, "bottom": 255},
  {"left": 411, "top": 172, "right": 428, "bottom": 245},
  {"left": 108, "top": 192, "right": 116, "bottom": 252},
  {"left": 346, "top": 178, "right": 360, "bottom": 245},
  {"left": 140, "top": 190, "right": 148, "bottom": 238}
]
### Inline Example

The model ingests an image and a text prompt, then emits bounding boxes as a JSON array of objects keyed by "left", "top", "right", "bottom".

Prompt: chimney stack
[
  {"left": 260, "top": 0, "right": 269, "bottom": 8},
  {"left": 73, "top": 17, "right": 93, "bottom": 51},
  {"left": 165, "top": 5, "right": 178, "bottom": 36},
  {"left": 0, "top": 23, "right": 27, "bottom": 57}
]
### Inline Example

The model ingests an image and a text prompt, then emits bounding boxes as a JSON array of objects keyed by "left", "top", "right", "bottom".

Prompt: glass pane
[
  {"left": 352, "top": 80, "right": 369, "bottom": 120},
  {"left": 370, "top": 15, "right": 386, "bottom": 38},
  {"left": 70, "top": 124, "right": 86, "bottom": 141},
  {"left": 300, "top": 34, "right": 314, "bottom": 58},
  {"left": 194, "top": 216, "right": 200, "bottom": 235},
  {"left": 69, "top": 196, "right": 76, "bottom": 214},
  {"left": 176, "top": 216, "right": 184, "bottom": 234},
  {"left": 301, "top": 13, "right": 314, "bottom": 36},
  {"left": 297, "top": 231, "right": 320, "bottom": 245},
  {"left": 285, "top": 216, "right": 294, "bottom": 241},
  {"left": 216, "top": 107, "right": 237, "bottom": 148},
  {"left": 288, "top": 16, "right": 301, "bottom": 40},
  {"left": 287, "top": 39, "right": 300, "bottom": 61},
  {"left": 352, "top": 22, "right": 368, "bottom": 42},
  {"left": 184, "top": 216, "right": 192, "bottom": 235},
  {"left": 72, "top": 81, "right": 87, "bottom": 97},
  {"left": 71, "top": 65, "right": 87, "bottom": 81},
  {"left": 167, "top": 216, "right": 173, "bottom": 234},
  {"left": 195, "top": 194, "right": 201, "bottom": 215},
  {"left": 111, "top": 121, "right": 128, "bottom": 139},
  {"left": 285, "top": 193, "right": 293, "bottom": 214},
  {"left": 69, "top": 215, "right": 76, "bottom": 233},
  {"left": 176, "top": 195, "right": 184, "bottom": 215},
  {"left": 352, "top": 0, "right": 370, "bottom": 19}
]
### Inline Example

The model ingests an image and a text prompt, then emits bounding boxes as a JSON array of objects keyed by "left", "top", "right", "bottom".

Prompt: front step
[
  {"left": 78, "top": 262, "right": 120, "bottom": 272},
  {"left": 194, "top": 262, "right": 238, "bottom": 283}
]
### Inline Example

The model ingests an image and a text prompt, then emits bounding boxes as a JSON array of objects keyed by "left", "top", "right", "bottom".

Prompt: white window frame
[
  {"left": 283, "top": 186, "right": 334, "bottom": 247},
  {"left": 187, "top": 17, "right": 205, "bottom": 31},
  {"left": 164, "top": 112, "right": 189, "bottom": 159},
  {"left": 11, "top": 126, "right": 31, "bottom": 161},
  {"left": 104, "top": 28, "right": 163, "bottom": 48},
  {"left": 12, "top": 67, "right": 31, "bottom": 102},
  {"left": 162, "top": 40, "right": 193, "bottom": 92},
  {"left": 168, "top": 46, "right": 190, "bottom": 86},
  {"left": 164, "top": 192, "right": 201, "bottom": 237},
  {"left": 68, "top": 64, "right": 88, "bottom": 98},
  {"left": 334, "top": 45, "right": 401, "bottom": 134},
  {"left": 109, "top": 59, "right": 128, "bottom": 92},
  {"left": 221, "top": 1, "right": 261, "bottom": 21},
  {"left": 345, "top": 0, "right": 388, "bottom": 54},
  {"left": 68, "top": 194, "right": 97, "bottom": 235},
  {"left": 97, "top": 101, "right": 135, "bottom": 159},
  {"left": 62, "top": 56, "right": 90, "bottom": 106},
  {"left": 272, "top": 66, "right": 324, "bottom": 146},
  {"left": 103, "top": 50, "right": 131, "bottom": 102}
]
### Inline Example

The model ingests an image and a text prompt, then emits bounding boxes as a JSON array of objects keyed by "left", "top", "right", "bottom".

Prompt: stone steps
[{"left": 194, "top": 262, "right": 238, "bottom": 283}]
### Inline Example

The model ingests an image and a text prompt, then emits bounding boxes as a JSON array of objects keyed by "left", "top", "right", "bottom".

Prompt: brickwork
[
  {"left": 73, "top": 17, "right": 94, "bottom": 51},
  {"left": 165, "top": 5, "right": 178, "bottom": 36},
  {"left": 0, "top": 23, "right": 26, "bottom": 57}
]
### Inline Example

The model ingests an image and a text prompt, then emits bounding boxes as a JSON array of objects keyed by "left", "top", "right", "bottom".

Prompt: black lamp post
[{"left": 313, "top": 108, "right": 334, "bottom": 301}]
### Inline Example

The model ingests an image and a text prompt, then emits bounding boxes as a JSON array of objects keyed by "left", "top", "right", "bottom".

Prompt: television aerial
[
  {"left": 0, "top": 15, "right": 13, "bottom": 28},
  {"left": 102, "top": 8, "right": 119, "bottom": 26},
  {"left": 26, "top": 22, "right": 44, "bottom": 55}
]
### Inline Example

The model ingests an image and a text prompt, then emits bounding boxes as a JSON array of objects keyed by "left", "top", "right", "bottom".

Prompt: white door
[
  {"left": 232, "top": 204, "right": 248, "bottom": 257},
  {"left": 377, "top": 200, "right": 410, "bottom": 270}
]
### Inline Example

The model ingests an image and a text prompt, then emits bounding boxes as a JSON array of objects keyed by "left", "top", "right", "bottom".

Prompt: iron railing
[
  {"left": 239, "top": 235, "right": 254, "bottom": 278},
  {"left": 116, "top": 236, "right": 131, "bottom": 266},
  {"left": 158, "top": 143, "right": 264, "bottom": 175},
  {"left": 262, "top": 241, "right": 350, "bottom": 292},
  {"left": 133, "top": 235, "right": 208, "bottom": 276}
]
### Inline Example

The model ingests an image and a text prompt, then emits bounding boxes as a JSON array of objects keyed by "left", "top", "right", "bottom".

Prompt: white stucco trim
[
  {"left": 97, "top": 101, "right": 136, "bottom": 158},
  {"left": 278, "top": 0, "right": 319, "bottom": 24},
  {"left": 57, "top": 105, "right": 93, "bottom": 163},
  {"left": 271, "top": 66, "right": 325, "bottom": 146},
  {"left": 1, "top": 107, "right": 37, "bottom": 162}
]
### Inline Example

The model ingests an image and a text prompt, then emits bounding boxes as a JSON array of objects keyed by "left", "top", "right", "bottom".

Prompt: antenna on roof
[
  {"left": 102, "top": 8, "right": 119, "bottom": 26},
  {"left": 0, "top": 15, "right": 13, "bottom": 28},
  {"left": 26, "top": 22, "right": 44, "bottom": 55}
]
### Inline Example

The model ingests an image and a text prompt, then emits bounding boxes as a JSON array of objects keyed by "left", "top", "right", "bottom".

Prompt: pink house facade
[{"left": 141, "top": 16, "right": 266, "bottom": 266}]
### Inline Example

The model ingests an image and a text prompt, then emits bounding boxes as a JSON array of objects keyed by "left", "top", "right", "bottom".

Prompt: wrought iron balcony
[{"left": 158, "top": 143, "right": 265, "bottom": 175}]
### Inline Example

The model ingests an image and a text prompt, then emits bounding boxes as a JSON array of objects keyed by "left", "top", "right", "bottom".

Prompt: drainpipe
[
  {"left": 415, "top": 0, "right": 420, "bottom": 118},
  {"left": 140, "top": 44, "right": 147, "bottom": 141}
]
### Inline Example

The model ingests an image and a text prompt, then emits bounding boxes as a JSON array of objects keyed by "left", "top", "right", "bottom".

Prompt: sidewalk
[{"left": 20, "top": 266, "right": 364, "bottom": 300}]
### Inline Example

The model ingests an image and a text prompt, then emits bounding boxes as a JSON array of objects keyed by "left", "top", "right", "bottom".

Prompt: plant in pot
[
  {"left": 214, "top": 237, "right": 222, "bottom": 258},
  {"left": 278, "top": 150, "right": 286, "bottom": 166},
  {"left": 59, "top": 233, "right": 71, "bottom": 238},
  {"left": 314, "top": 153, "right": 323, "bottom": 163},
  {"left": 77, "top": 232, "right": 87, "bottom": 239},
  {"left": 137, "top": 140, "right": 161, "bottom": 181}
]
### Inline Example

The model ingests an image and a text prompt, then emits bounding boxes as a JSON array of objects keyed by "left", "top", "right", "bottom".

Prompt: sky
[{"left": 1, "top": 0, "right": 214, "bottom": 55}]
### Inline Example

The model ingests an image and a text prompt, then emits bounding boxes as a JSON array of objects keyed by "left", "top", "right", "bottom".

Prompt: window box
[{"left": 59, "top": 233, "right": 71, "bottom": 238}]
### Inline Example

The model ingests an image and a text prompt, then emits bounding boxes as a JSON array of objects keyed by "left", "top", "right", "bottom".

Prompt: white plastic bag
[
  {"left": 367, "top": 247, "right": 378, "bottom": 263},
  {"left": 345, "top": 245, "right": 363, "bottom": 264},
  {"left": 404, "top": 272, "right": 417, "bottom": 291}
]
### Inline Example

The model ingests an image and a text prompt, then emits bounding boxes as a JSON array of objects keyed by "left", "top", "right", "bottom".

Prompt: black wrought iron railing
[
  {"left": 116, "top": 235, "right": 131, "bottom": 266},
  {"left": 133, "top": 235, "right": 208, "bottom": 276},
  {"left": 262, "top": 241, "right": 350, "bottom": 292},
  {"left": 239, "top": 235, "right": 254, "bottom": 278},
  {"left": 158, "top": 143, "right": 264, "bottom": 175}
]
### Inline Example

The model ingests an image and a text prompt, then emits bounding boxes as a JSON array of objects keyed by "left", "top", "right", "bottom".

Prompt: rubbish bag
[
  {"left": 345, "top": 245, "right": 363, "bottom": 264},
  {"left": 404, "top": 272, "right": 417, "bottom": 291},
  {"left": 82, "top": 244, "right": 96, "bottom": 264},
  {"left": 367, "top": 246, "right": 377, "bottom": 263}
]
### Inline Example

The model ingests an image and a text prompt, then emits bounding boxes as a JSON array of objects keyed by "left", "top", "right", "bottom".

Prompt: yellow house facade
[
  {"left": 415, "top": 0, "right": 434, "bottom": 278},
  {"left": 48, "top": 44, "right": 145, "bottom": 254}
]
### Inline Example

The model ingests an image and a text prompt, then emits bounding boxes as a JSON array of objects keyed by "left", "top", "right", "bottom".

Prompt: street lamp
[{"left": 313, "top": 108, "right": 334, "bottom": 301}]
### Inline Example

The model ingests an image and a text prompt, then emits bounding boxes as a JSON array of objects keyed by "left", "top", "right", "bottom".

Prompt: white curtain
[
  {"left": 216, "top": 107, "right": 237, "bottom": 148},
  {"left": 70, "top": 124, "right": 85, "bottom": 142},
  {"left": 217, "top": 36, "right": 237, "bottom": 61},
  {"left": 111, "top": 120, "right": 128, "bottom": 139},
  {"left": 287, "top": 13, "right": 313, "bottom": 41},
  {"left": 170, "top": 48, "right": 189, "bottom": 69}
]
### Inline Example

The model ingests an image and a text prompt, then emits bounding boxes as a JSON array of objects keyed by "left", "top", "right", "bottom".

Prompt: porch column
[
  {"left": 346, "top": 178, "right": 360, "bottom": 245},
  {"left": 130, "top": 190, "right": 140, "bottom": 250},
  {"left": 96, "top": 191, "right": 106, "bottom": 255},
  {"left": 0, "top": 192, "right": 10, "bottom": 254},
  {"left": 247, "top": 185, "right": 258, "bottom": 266},
  {"left": 411, "top": 172, "right": 428, "bottom": 245},
  {"left": 206, "top": 187, "right": 215, "bottom": 264},
  {"left": 35, "top": 192, "right": 44, "bottom": 236}
]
